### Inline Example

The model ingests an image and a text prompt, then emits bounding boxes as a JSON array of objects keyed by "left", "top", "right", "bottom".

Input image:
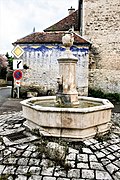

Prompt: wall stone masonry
[
  {"left": 21, "top": 44, "right": 89, "bottom": 96},
  {"left": 84, "top": 0, "right": 120, "bottom": 93}
]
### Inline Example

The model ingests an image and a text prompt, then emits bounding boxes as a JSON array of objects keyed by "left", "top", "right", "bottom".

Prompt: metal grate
[{"left": 6, "top": 132, "right": 28, "bottom": 141}]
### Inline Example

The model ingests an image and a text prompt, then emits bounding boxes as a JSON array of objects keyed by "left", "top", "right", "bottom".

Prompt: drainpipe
[{"left": 78, "top": 0, "right": 83, "bottom": 35}]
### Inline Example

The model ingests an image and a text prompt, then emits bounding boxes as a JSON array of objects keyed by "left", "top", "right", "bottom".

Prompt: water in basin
[{"left": 31, "top": 99, "right": 102, "bottom": 108}]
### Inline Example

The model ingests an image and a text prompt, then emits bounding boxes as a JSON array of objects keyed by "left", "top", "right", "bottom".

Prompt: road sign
[
  {"left": 13, "top": 70, "right": 23, "bottom": 80},
  {"left": 11, "top": 45, "right": 24, "bottom": 58},
  {"left": 15, "top": 80, "right": 20, "bottom": 87},
  {"left": 13, "top": 59, "right": 23, "bottom": 70}
]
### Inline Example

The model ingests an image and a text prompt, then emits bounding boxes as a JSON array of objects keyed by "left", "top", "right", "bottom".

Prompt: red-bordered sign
[{"left": 13, "top": 70, "right": 23, "bottom": 80}]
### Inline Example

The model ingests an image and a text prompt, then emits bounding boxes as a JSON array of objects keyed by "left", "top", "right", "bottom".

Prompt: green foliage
[
  {"left": 6, "top": 52, "right": 14, "bottom": 70},
  {"left": 0, "top": 67, "right": 7, "bottom": 79},
  {"left": 95, "top": 131, "right": 111, "bottom": 143},
  {"left": 0, "top": 174, "right": 9, "bottom": 180},
  {"left": 88, "top": 88, "right": 120, "bottom": 102}
]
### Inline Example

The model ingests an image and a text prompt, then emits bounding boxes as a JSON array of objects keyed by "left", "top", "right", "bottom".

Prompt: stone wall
[
  {"left": 84, "top": 0, "right": 120, "bottom": 93},
  {"left": 21, "top": 44, "right": 89, "bottom": 96}
]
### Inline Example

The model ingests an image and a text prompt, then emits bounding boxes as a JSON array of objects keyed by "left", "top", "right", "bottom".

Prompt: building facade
[
  {"left": 83, "top": 0, "right": 120, "bottom": 93},
  {"left": 13, "top": 31, "right": 90, "bottom": 95},
  {"left": 13, "top": 0, "right": 120, "bottom": 95}
]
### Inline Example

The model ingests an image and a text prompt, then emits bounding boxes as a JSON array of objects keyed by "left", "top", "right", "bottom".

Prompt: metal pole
[{"left": 17, "top": 86, "right": 19, "bottom": 98}]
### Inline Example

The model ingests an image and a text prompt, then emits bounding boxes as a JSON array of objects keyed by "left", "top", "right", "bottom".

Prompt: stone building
[
  {"left": 13, "top": 9, "right": 90, "bottom": 96},
  {"left": 13, "top": 0, "right": 120, "bottom": 94},
  {"left": 83, "top": 0, "right": 120, "bottom": 93}
]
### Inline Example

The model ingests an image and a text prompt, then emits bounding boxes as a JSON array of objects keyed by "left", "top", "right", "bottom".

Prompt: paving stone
[
  {"left": 89, "top": 139, "right": 98, "bottom": 144},
  {"left": 8, "top": 176, "right": 15, "bottom": 180},
  {"left": 29, "top": 158, "right": 40, "bottom": 166},
  {"left": 114, "top": 171, "right": 120, "bottom": 180},
  {"left": 27, "top": 145, "right": 37, "bottom": 152},
  {"left": 29, "top": 166, "right": 41, "bottom": 175},
  {"left": 17, "top": 158, "right": 29, "bottom": 166},
  {"left": 28, "top": 175, "right": 42, "bottom": 180},
  {"left": 42, "top": 177, "right": 56, "bottom": 180},
  {"left": 113, "top": 151, "right": 120, "bottom": 158},
  {"left": 106, "top": 163, "right": 119, "bottom": 173},
  {"left": 3, "top": 149, "right": 11, "bottom": 156},
  {"left": 113, "top": 159, "right": 120, "bottom": 167},
  {"left": 82, "top": 148, "right": 93, "bottom": 154},
  {"left": 107, "top": 154, "right": 116, "bottom": 160},
  {"left": 16, "top": 166, "right": 29, "bottom": 174},
  {"left": 3, "top": 165, "right": 16, "bottom": 174},
  {"left": 90, "top": 145, "right": 97, "bottom": 151},
  {"left": 66, "top": 153, "right": 76, "bottom": 161},
  {"left": 77, "top": 162, "right": 89, "bottom": 169},
  {"left": 54, "top": 167, "right": 67, "bottom": 177},
  {"left": 40, "top": 158, "right": 54, "bottom": 167},
  {"left": 15, "top": 144, "right": 28, "bottom": 150},
  {"left": 68, "top": 147, "right": 79, "bottom": 154},
  {"left": 90, "top": 162, "right": 104, "bottom": 170},
  {"left": 96, "top": 170, "right": 112, "bottom": 180},
  {"left": 82, "top": 169, "right": 94, "bottom": 179},
  {"left": 100, "top": 158, "right": 111, "bottom": 166},
  {"left": 66, "top": 160, "right": 75, "bottom": 168},
  {"left": 68, "top": 169, "right": 80, "bottom": 178},
  {"left": 14, "top": 149, "right": 24, "bottom": 157},
  {"left": 0, "top": 165, "right": 5, "bottom": 174},
  {"left": 94, "top": 143, "right": 104, "bottom": 149},
  {"left": 41, "top": 166, "right": 54, "bottom": 176},
  {"left": 57, "top": 178, "right": 70, "bottom": 180},
  {"left": 109, "top": 144, "right": 120, "bottom": 151},
  {"left": 95, "top": 151, "right": 106, "bottom": 158},
  {"left": 0, "top": 127, "right": 25, "bottom": 136},
  {"left": 0, "top": 145, "right": 5, "bottom": 150},
  {"left": 15, "top": 175, "right": 27, "bottom": 180},
  {"left": 84, "top": 139, "right": 92, "bottom": 146},
  {"left": 89, "top": 154, "right": 98, "bottom": 162},
  {"left": 77, "top": 154, "right": 88, "bottom": 162},
  {"left": 71, "top": 179, "right": 85, "bottom": 180},
  {"left": 31, "top": 151, "right": 40, "bottom": 158},
  {"left": 101, "top": 149, "right": 111, "bottom": 155},
  {"left": 3, "top": 157, "right": 18, "bottom": 165},
  {"left": 22, "top": 150, "right": 32, "bottom": 157},
  {"left": 9, "top": 147, "right": 16, "bottom": 153},
  {"left": 0, "top": 111, "right": 120, "bottom": 180}
]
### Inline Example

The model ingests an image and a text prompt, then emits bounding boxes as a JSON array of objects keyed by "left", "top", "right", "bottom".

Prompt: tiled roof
[
  {"left": 13, "top": 32, "right": 89, "bottom": 45},
  {"left": 44, "top": 10, "right": 79, "bottom": 32}
]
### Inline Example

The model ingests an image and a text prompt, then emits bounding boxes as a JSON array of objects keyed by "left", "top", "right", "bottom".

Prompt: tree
[
  {"left": 0, "top": 54, "right": 8, "bottom": 79},
  {"left": 6, "top": 52, "right": 14, "bottom": 70}
]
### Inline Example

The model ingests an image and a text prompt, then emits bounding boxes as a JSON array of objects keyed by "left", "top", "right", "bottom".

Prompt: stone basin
[{"left": 21, "top": 96, "right": 114, "bottom": 139}]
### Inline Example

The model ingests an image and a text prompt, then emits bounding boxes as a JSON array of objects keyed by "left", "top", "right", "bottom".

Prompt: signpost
[
  {"left": 13, "top": 59, "right": 23, "bottom": 70},
  {"left": 11, "top": 45, "right": 24, "bottom": 59},
  {"left": 13, "top": 70, "right": 23, "bottom": 98},
  {"left": 13, "top": 70, "right": 23, "bottom": 80},
  {"left": 11, "top": 45, "right": 24, "bottom": 98}
]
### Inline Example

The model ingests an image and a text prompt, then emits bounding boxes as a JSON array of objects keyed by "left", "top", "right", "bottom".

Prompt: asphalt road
[{"left": 0, "top": 86, "right": 22, "bottom": 114}]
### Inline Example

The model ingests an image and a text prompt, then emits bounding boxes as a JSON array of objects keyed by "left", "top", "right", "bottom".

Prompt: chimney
[{"left": 68, "top": 6, "right": 75, "bottom": 15}]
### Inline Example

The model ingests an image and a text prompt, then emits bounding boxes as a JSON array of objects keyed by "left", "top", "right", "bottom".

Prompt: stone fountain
[{"left": 21, "top": 30, "right": 114, "bottom": 139}]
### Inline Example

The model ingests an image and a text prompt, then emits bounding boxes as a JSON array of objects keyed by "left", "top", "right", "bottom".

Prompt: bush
[{"left": 88, "top": 88, "right": 120, "bottom": 102}]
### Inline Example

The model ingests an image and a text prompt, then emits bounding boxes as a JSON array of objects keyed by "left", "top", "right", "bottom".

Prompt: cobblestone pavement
[{"left": 0, "top": 111, "right": 120, "bottom": 180}]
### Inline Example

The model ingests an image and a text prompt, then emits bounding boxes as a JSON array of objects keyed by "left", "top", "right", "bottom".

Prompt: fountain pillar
[{"left": 56, "top": 30, "right": 79, "bottom": 107}]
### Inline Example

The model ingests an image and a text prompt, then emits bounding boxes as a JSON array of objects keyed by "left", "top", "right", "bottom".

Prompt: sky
[{"left": 0, "top": 0, "right": 78, "bottom": 55}]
